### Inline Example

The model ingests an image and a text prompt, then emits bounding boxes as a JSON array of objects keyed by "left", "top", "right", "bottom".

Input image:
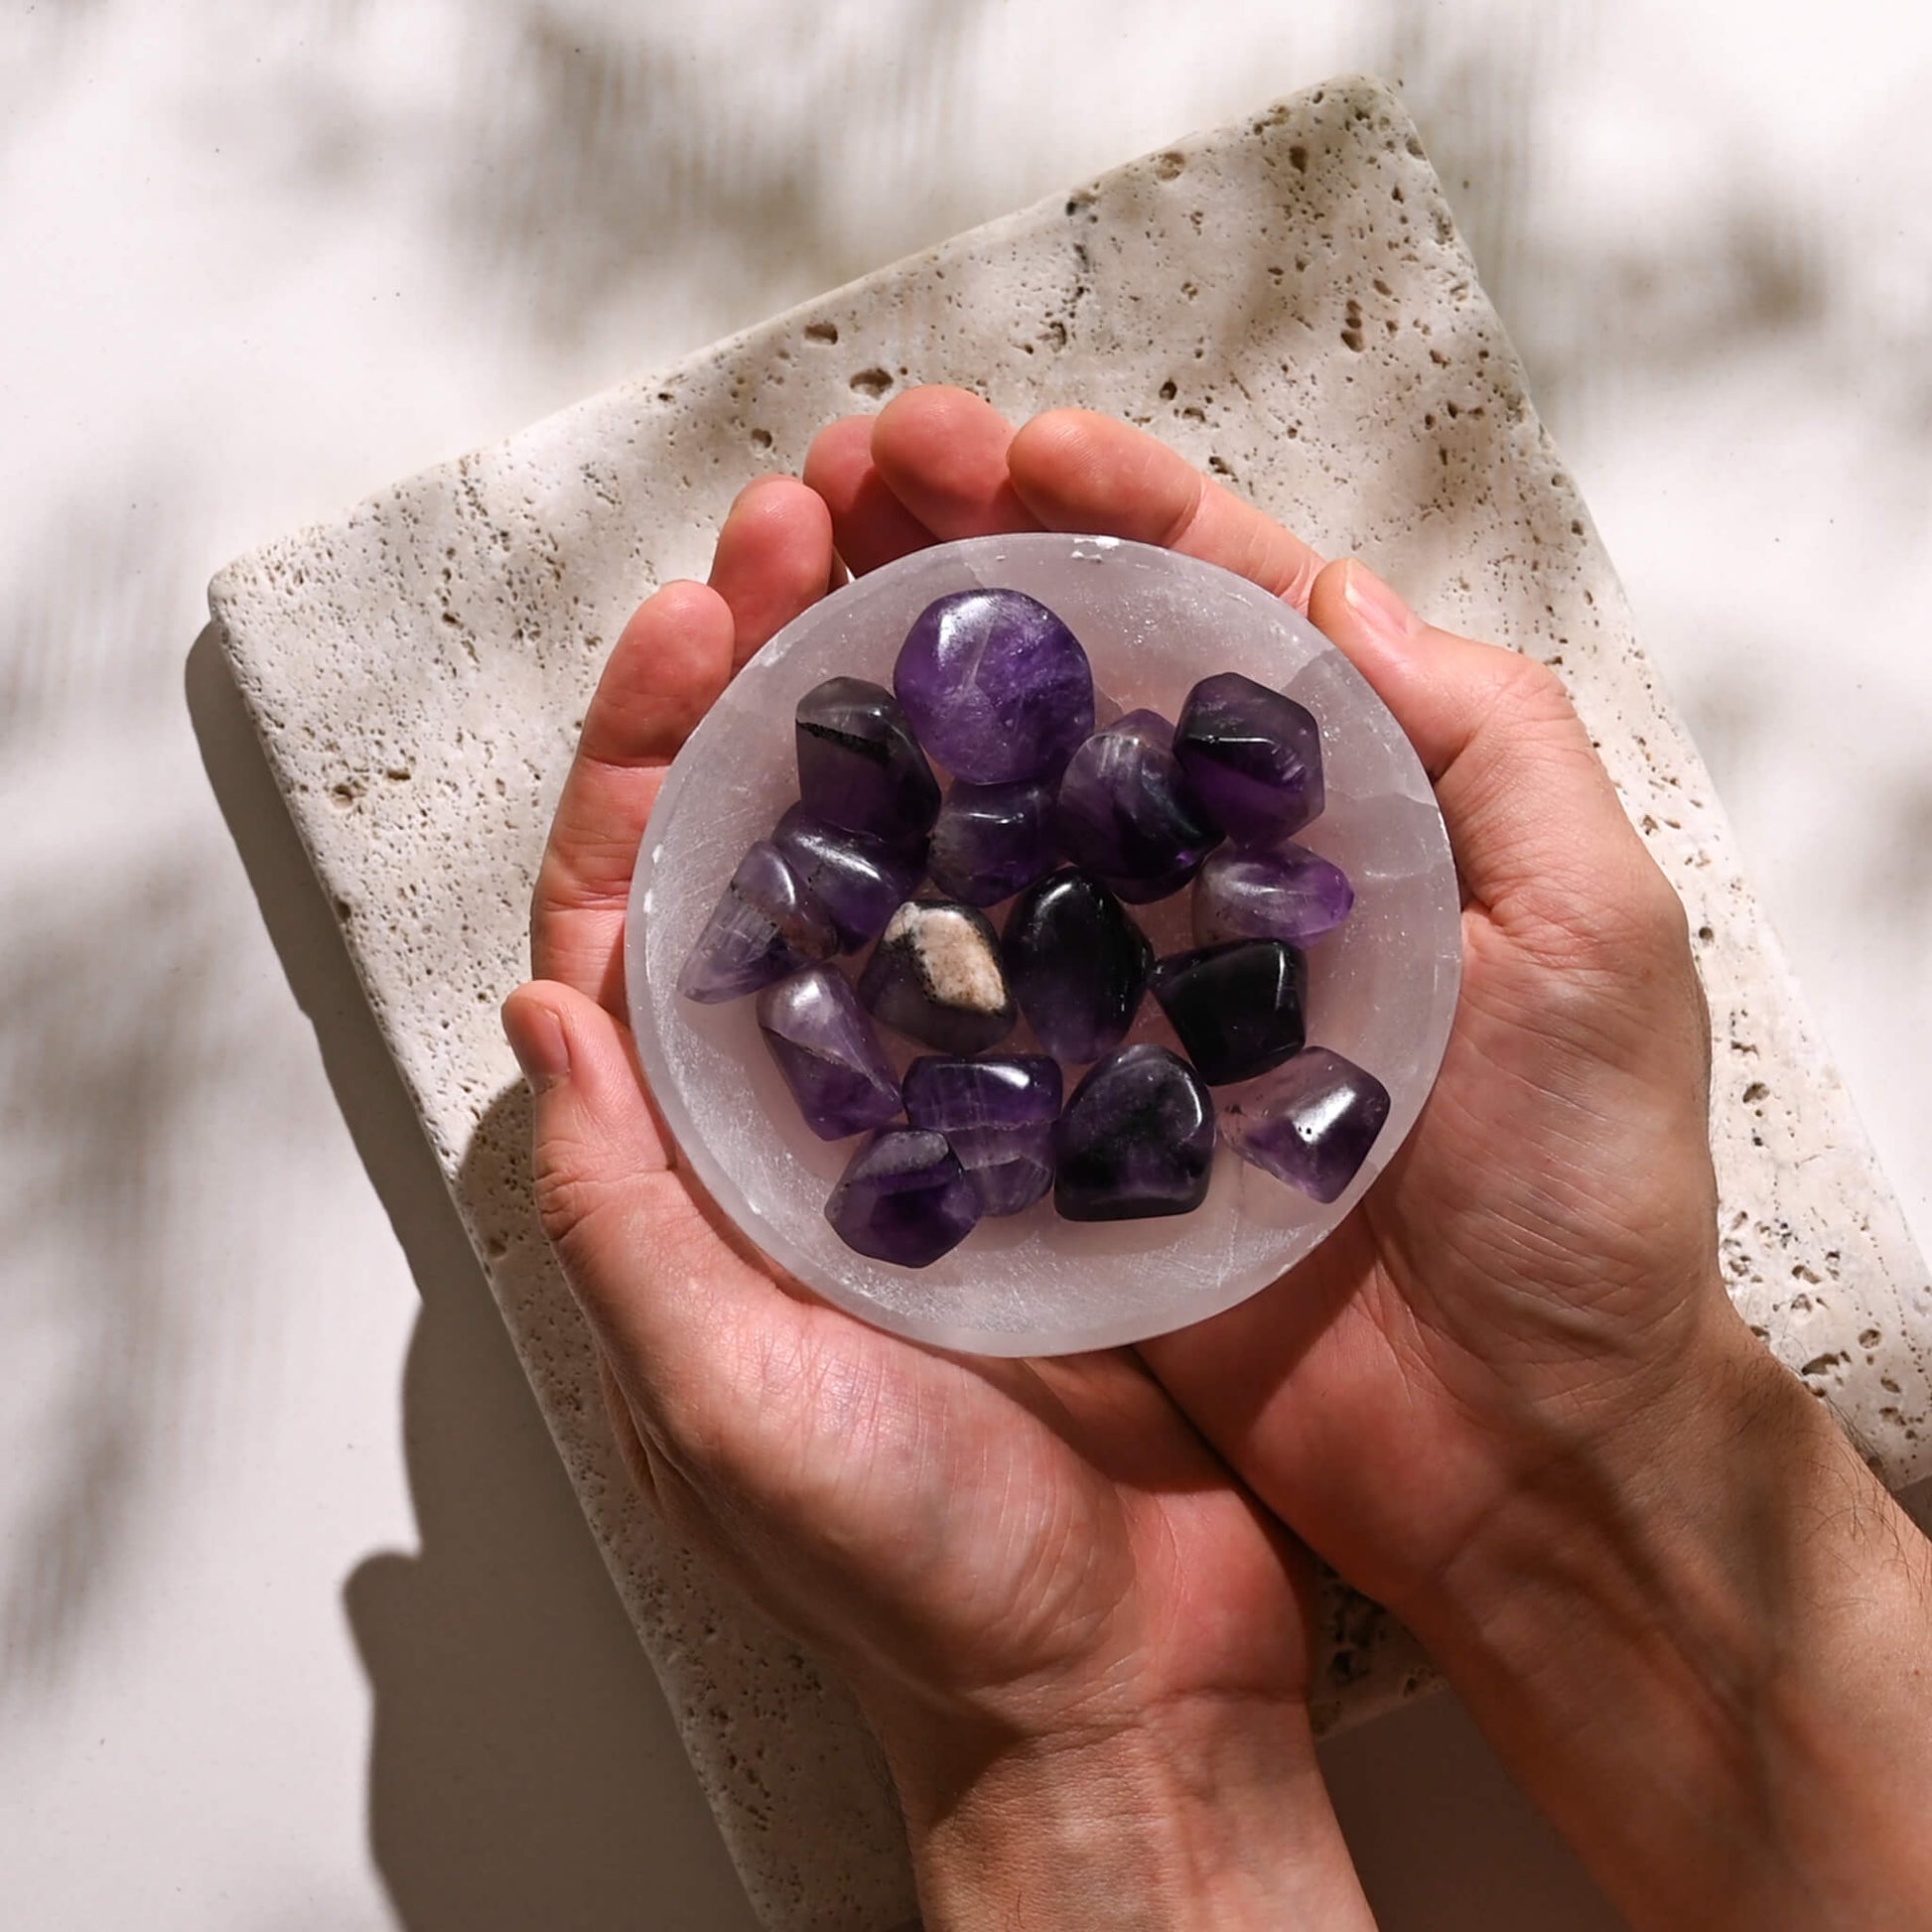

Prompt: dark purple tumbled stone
[
  {"left": 926, "top": 777, "right": 1059, "bottom": 905},
  {"left": 857, "top": 899, "right": 1018, "bottom": 1053},
  {"left": 756, "top": 967, "right": 902, "bottom": 1140},
  {"left": 904, "top": 1053, "right": 1061, "bottom": 1216},
  {"left": 825, "top": 1128, "right": 982, "bottom": 1266},
  {"left": 1002, "top": 868, "right": 1152, "bottom": 1064},
  {"left": 894, "top": 589, "right": 1095, "bottom": 784},
  {"left": 1221, "top": 1047, "right": 1391, "bottom": 1203},
  {"left": 795, "top": 676, "right": 940, "bottom": 846},
  {"left": 1192, "top": 842, "right": 1355, "bottom": 948},
  {"left": 771, "top": 804, "right": 924, "bottom": 951},
  {"left": 1053, "top": 1043, "right": 1215, "bottom": 1222},
  {"left": 1149, "top": 939, "right": 1309, "bottom": 1086},
  {"left": 1173, "top": 671, "right": 1324, "bottom": 844},
  {"left": 1054, "top": 710, "right": 1221, "bottom": 903},
  {"left": 678, "top": 840, "right": 839, "bottom": 1003}
]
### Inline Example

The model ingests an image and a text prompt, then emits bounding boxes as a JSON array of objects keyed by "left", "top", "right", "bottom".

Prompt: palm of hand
[{"left": 512, "top": 475, "right": 1310, "bottom": 1745}]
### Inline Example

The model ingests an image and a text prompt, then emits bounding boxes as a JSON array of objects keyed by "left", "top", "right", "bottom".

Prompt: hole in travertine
[
  {"left": 751, "top": 428, "right": 773, "bottom": 450},
  {"left": 1742, "top": 1081, "right": 1768, "bottom": 1104},
  {"left": 1288, "top": 144, "right": 1309, "bottom": 173},
  {"left": 848, "top": 368, "right": 893, "bottom": 398},
  {"left": 804, "top": 320, "right": 839, "bottom": 345},
  {"left": 1155, "top": 151, "right": 1185, "bottom": 180},
  {"left": 1159, "top": 378, "right": 1177, "bottom": 401},
  {"left": 1862, "top": 1327, "right": 1883, "bottom": 1348}
]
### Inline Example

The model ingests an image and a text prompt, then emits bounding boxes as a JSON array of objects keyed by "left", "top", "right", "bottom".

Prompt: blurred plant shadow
[{"left": 186, "top": 625, "right": 757, "bottom": 1932}]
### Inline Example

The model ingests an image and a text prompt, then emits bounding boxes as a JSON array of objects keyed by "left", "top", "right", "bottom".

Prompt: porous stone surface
[{"left": 208, "top": 74, "right": 1932, "bottom": 1931}]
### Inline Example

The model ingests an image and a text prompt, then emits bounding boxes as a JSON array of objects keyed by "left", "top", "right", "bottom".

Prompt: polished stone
[
  {"left": 894, "top": 588, "right": 1095, "bottom": 783},
  {"left": 771, "top": 805, "right": 925, "bottom": 951},
  {"left": 795, "top": 676, "right": 940, "bottom": 845},
  {"left": 857, "top": 899, "right": 1018, "bottom": 1053},
  {"left": 925, "top": 777, "right": 1059, "bottom": 905},
  {"left": 1054, "top": 709, "right": 1220, "bottom": 902},
  {"left": 1221, "top": 1047, "right": 1391, "bottom": 1202},
  {"left": 1192, "top": 842, "right": 1355, "bottom": 947},
  {"left": 677, "top": 840, "right": 840, "bottom": 1003},
  {"left": 1053, "top": 1043, "right": 1216, "bottom": 1221},
  {"left": 1174, "top": 671, "right": 1324, "bottom": 844},
  {"left": 1149, "top": 939, "right": 1309, "bottom": 1085},
  {"left": 1002, "top": 867, "right": 1152, "bottom": 1063},
  {"left": 903, "top": 1052, "right": 1061, "bottom": 1215},
  {"left": 756, "top": 966, "right": 904, "bottom": 1140},
  {"left": 824, "top": 1127, "right": 983, "bottom": 1266}
]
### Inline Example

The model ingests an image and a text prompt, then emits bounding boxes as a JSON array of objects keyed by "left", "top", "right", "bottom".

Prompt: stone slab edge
[{"left": 207, "top": 76, "right": 1932, "bottom": 1931}]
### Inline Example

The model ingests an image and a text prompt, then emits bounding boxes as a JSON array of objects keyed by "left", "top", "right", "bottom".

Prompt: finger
[
  {"left": 1007, "top": 408, "right": 1324, "bottom": 611},
  {"left": 869, "top": 384, "right": 1041, "bottom": 539},
  {"left": 503, "top": 980, "right": 812, "bottom": 1439},
  {"left": 1308, "top": 557, "right": 1671, "bottom": 936},
  {"left": 803, "top": 415, "right": 935, "bottom": 574},
  {"left": 707, "top": 475, "right": 837, "bottom": 668},
  {"left": 532, "top": 581, "right": 734, "bottom": 1004}
]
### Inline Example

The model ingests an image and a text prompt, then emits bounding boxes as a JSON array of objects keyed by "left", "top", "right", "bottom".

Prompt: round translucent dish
[{"left": 626, "top": 533, "right": 1460, "bottom": 1357}]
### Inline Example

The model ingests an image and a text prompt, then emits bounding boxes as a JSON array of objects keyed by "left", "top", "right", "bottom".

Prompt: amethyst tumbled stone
[
  {"left": 795, "top": 676, "right": 940, "bottom": 846},
  {"left": 756, "top": 967, "right": 902, "bottom": 1141},
  {"left": 678, "top": 840, "right": 839, "bottom": 1003},
  {"left": 926, "top": 777, "right": 1059, "bottom": 905},
  {"left": 1053, "top": 1043, "right": 1215, "bottom": 1222},
  {"left": 1149, "top": 939, "right": 1309, "bottom": 1086},
  {"left": 1192, "top": 843, "right": 1354, "bottom": 948},
  {"left": 825, "top": 1128, "right": 982, "bottom": 1267},
  {"left": 1003, "top": 868, "right": 1152, "bottom": 1064},
  {"left": 894, "top": 589, "right": 1095, "bottom": 783},
  {"left": 904, "top": 1052, "right": 1061, "bottom": 1216},
  {"left": 1054, "top": 709, "right": 1221, "bottom": 903},
  {"left": 771, "top": 804, "right": 923, "bottom": 951},
  {"left": 1173, "top": 671, "right": 1324, "bottom": 844},
  {"left": 858, "top": 899, "right": 1018, "bottom": 1053},
  {"left": 1221, "top": 1047, "right": 1391, "bottom": 1203}
]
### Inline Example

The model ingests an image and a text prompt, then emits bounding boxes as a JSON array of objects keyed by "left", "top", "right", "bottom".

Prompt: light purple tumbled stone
[
  {"left": 894, "top": 589, "right": 1095, "bottom": 783},
  {"left": 1173, "top": 671, "right": 1324, "bottom": 844},
  {"left": 1192, "top": 843, "right": 1355, "bottom": 948},
  {"left": 926, "top": 777, "right": 1059, "bottom": 906},
  {"left": 1220, "top": 1047, "right": 1391, "bottom": 1203},
  {"left": 1054, "top": 710, "right": 1221, "bottom": 903},
  {"left": 771, "top": 804, "right": 924, "bottom": 951},
  {"left": 904, "top": 1053, "right": 1062, "bottom": 1216},
  {"left": 677, "top": 840, "right": 839, "bottom": 1004},
  {"left": 756, "top": 966, "right": 903, "bottom": 1141},
  {"left": 825, "top": 1127, "right": 982, "bottom": 1267}
]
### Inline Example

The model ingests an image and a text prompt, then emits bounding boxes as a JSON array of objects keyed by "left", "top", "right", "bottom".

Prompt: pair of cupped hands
[{"left": 502, "top": 389, "right": 1932, "bottom": 1928}]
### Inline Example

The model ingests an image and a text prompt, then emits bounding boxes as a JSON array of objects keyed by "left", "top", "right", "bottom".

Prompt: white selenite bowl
[{"left": 626, "top": 534, "right": 1460, "bottom": 1356}]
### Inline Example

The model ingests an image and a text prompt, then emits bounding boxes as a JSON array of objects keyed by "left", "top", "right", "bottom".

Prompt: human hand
[
  {"left": 808, "top": 386, "right": 1932, "bottom": 1929},
  {"left": 502, "top": 478, "right": 1374, "bottom": 1928}
]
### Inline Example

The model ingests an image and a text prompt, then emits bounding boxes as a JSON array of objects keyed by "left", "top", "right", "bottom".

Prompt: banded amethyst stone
[
  {"left": 1149, "top": 939, "right": 1309, "bottom": 1086},
  {"left": 1192, "top": 843, "right": 1355, "bottom": 948},
  {"left": 1003, "top": 869, "right": 1152, "bottom": 1064},
  {"left": 858, "top": 899, "right": 1018, "bottom": 1053},
  {"left": 825, "top": 1128, "right": 982, "bottom": 1267},
  {"left": 1221, "top": 1047, "right": 1391, "bottom": 1203},
  {"left": 1173, "top": 672, "right": 1324, "bottom": 844},
  {"left": 756, "top": 967, "right": 902, "bottom": 1140},
  {"left": 926, "top": 777, "right": 1059, "bottom": 905},
  {"left": 1054, "top": 709, "right": 1221, "bottom": 903},
  {"left": 795, "top": 676, "right": 940, "bottom": 846},
  {"left": 894, "top": 589, "right": 1095, "bottom": 783},
  {"left": 771, "top": 804, "right": 924, "bottom": 951},
  {"left": 678, "top": 840, "right": 839, "bottom": 1003},
  {"left": 904, "top": 1053, "right": 1061, "bottom": 1216},
  {"left": 1053, "top": 1043, "right": 1215, "bottom": 1222}
]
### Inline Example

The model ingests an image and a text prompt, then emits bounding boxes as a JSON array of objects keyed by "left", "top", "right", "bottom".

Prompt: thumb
[{"left": 1309, "top": 558, "right": 1667, "bottom": 938}]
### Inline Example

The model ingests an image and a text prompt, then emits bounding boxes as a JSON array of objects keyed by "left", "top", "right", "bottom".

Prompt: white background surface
[{"left": 3, "top": 3, "right": 1928, "bottom": 1927}]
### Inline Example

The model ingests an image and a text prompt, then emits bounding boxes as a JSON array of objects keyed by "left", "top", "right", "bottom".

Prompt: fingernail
[
  {"left": 504, "top": 996, "right": 571, "bottom": 1092},
  {"left": 1341, "top": 562, "right": 1420, "bottom": 647}
]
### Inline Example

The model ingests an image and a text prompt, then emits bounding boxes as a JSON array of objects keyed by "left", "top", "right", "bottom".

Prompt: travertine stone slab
[{"left": 209, "top": 76, "right": 1932, "bottom": 1930}]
